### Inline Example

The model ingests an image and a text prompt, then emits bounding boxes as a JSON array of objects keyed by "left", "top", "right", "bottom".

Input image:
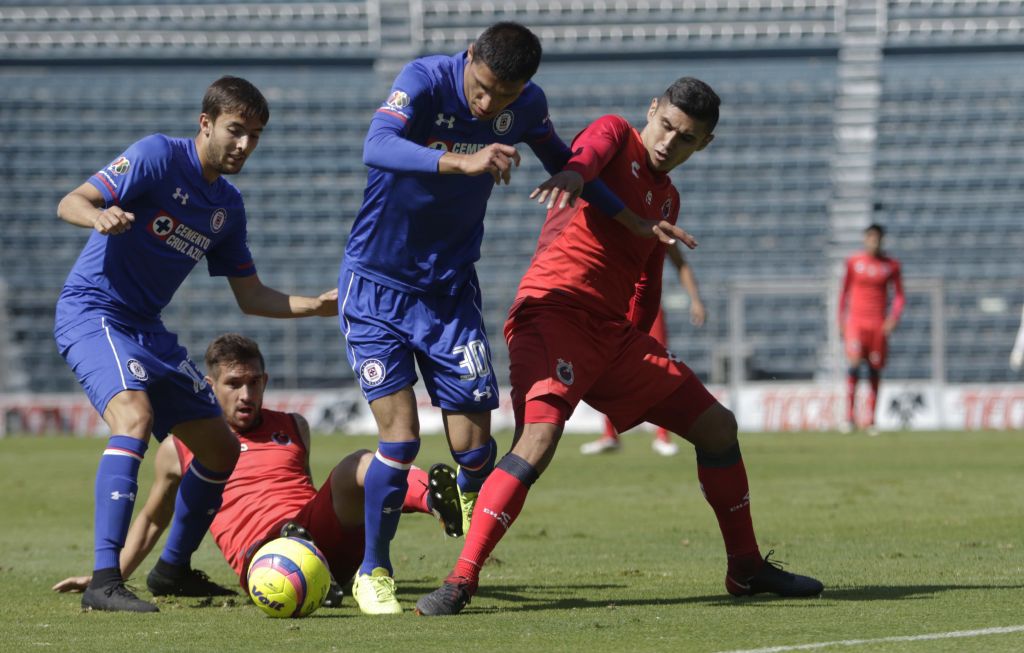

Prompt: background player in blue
[
  {"left": 54, "top": 76, "right": 338, "bottom": 613},
  {"left": 339, "top": 21, "right": 642, "bottom": 615}
]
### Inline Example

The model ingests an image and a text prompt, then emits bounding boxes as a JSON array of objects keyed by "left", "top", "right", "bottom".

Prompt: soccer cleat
[
  {"left": 866, "top": 425, "right": 880, "bottom": 437},
  {"left": 427, "top": 463, "right": 463, "bottom": 537},
  {"left": 414, "top": 576, "right": 475, "bottom": 616},
  {"left": 838, "top": 421, "right": 854, "bottom": 434},
  {"left": 82, "top": 581, "right": 159, "bottom": 613},
  {"left": 456, "top": 483, "right": 478, "bottom": 538},
  {"left": 279, "top": 520, "right": 312, "bottom": 540},
  {"left": 580, "top": 437, "right": 621, "bottom": 455},
  {"left": 726, "top": 550, "right": 824, "bottom": 598},
  {"left": 322, "top": 581, "right": 345, "bottom": 608},
  {"left": 146, "top": 562, "right": 236, "bottom": 597},
  {"left": 352, "top": 568, "right": 402, "bottom": 615},
  {"left": 651, "top": 438, "right": 680, "bottom": 457}
]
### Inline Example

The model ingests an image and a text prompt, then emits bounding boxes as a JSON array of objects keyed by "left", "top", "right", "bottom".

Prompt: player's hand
[
  {"left": 530, "top": 170, "right": 584, "bottom": 210},
  {"left": 93, "top": 206, "right": 135, "bottom": 235},
  {"left": 459, "top": 143, "right": 521, "bottom": 184},
  {"left": 52, "top": 576, "right": 91, "bottom": 593},
  {"left": 883, "top": 317, "right": 897, "bottom": 336},
  {"left": 612, "top": 209, "right": 698, "bottom": 247},
  {"left": 690, "top": 300, "right": 707, "bottom": 327},
  {"left": 313, "top": 288, "right": 339, "bottom": 317}
]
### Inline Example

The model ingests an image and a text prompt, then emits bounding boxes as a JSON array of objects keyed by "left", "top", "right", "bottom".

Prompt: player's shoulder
[
  {"left": 129, "top": 133, "right": 175, "bottom": 161},
  {"left": 403, "top": 53, "right": 454, "bottom": 84}
]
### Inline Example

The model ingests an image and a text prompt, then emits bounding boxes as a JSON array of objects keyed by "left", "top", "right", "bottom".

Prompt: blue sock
[
  {"left": 360, "top": 439, "right": 420, "bottom": 576},
  {"left": 452, "top": 437, "right": 497, "bottom": 494},
  {"left": 158, "top": 458, "right": 231, "bottom": 568},
  {"left": 94, "top": 435, "right": 148, "bottom": 573}
]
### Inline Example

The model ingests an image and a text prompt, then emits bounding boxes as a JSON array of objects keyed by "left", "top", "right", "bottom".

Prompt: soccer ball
[{"left": 247, "top": 537, "right": 331, "bottom": 618}]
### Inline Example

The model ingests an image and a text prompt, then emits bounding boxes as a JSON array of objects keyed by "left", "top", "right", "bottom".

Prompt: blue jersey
[
  {"left": 56, "top": 135, "right": 256, "bottom": 332},
  {"left": 344, "top": 51, "right": 587, "bottom": 295}
]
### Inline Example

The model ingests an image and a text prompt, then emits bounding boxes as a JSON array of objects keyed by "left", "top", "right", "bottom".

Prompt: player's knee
[
  {"left": 104, "top": 395, "right": 154, "bottom": 437},
  {"left": 201, "top": 433, "right": 240, "bottom": 473},
  {"left": 690, "top": 404, "right": 737, "bottom": 454}
]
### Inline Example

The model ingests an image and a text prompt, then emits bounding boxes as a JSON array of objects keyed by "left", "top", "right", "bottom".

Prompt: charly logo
[
  {"left": 210, "top": 208, "right": 227, "bottom": 233},
  {"left": 126, "top": 359, "right": 148, "bottom": 381},
  {"left": 360, "top": 359, "right": 386, "bottom": 387},
  {"left": 556, "top": 358, "right": 574, "bottom": 386},
  {"left": 493, "top": 110, "right": 514, "bottom": 135}
]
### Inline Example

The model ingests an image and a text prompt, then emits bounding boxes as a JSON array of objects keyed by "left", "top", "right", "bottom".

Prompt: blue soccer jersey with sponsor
[
  {"left": 56, "top": 134, "right": 256, "bottom": 332},
  {"left": 343, "top": 51, "right": 558, "bottom": 295}
]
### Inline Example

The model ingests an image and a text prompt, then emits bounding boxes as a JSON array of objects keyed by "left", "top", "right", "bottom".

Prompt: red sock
[
  {"left": 846, "top": 369, "right": 858, "bottom": 423},
  {"left": 602, "top": 418, "right": 619, "bottom": 441},
  {"left": 655, "top": 428, "right": 670, "bottom": 442},
  {"left": 697, "top": 456, "right": 760, "bottom": 575},
  {"left": 450, "top": 467, "right": 531, "bottom": 586},
  {"left": 401, "top": 467, "right": 430, "bottom": 514},
  {"left": 867, "top": 369, "right": 880, "bottom": 425}
]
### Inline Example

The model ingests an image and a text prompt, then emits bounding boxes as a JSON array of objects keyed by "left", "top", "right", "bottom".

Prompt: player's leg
[
  {"left": 843, "top": 324, "right": 865, "bottom": 432},
  {"left": 55, "top": 318, "right": 158, "bottom": 612},
  {"left": 865, "top": 328, "right": 888, "bottom": 436},
  {"left": 647, "top": 308, "right": 679, "bottom": 456},
  {"left": 147, "top": 414, "right": 239, "bottom": 596},
  {"left": 642, "top": 382, "right": 823, "bottom": 598},
  {"left": 441, "top": 410, "right": 497, "bottom": 536},
  {"left": 580, "top": 417, "right": 622, "bottom": 454}
]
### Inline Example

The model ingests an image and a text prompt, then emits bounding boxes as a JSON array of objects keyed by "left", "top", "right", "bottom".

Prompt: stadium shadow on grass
[{"left": 415, "top": 583, "right": 1024, "bottom": 614}]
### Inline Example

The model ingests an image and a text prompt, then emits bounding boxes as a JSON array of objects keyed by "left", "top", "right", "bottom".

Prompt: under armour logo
[
  {"left": 436, "top": 113, "right": 455, "bottom": 128},
  {"left": 173, "top": 187, "right": 189, "bottom": 206},
  {"left": 110, "top": 491, "right": 136, "bottom": 502},
  {"left": 154, "top": 216, "right": 173, "bottom": 235},
  {"left": 473, "top": 388, "right": 493, "bottom": 401}
]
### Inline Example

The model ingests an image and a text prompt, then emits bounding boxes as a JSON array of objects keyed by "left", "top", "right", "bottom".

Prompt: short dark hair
[
  {"left": 205, "top": 333, "right": 265, "bottom": 377},
  {"left": 201, "top": 76, "right": 270, "bottom": 126},
  {"left": 661, "top": 77, "right": 720, "bottom": 132},
  {"left": 865, "top": 223, "right": 886, "bottom": 237},
  {"left": 472, "top": 22, "right": 542, "bottom": 82}
]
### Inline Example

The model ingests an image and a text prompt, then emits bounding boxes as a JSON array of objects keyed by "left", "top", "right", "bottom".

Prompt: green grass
[{"left": 1, "top": 430, "right": 1022, "bottom": 652}]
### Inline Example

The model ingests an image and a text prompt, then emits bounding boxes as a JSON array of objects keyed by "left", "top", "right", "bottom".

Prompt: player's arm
[
  {"left": 837, "top": 259, "right": 853, "bottom": 333},
  {"left": 667, "top": 244, "right": 706, "bottom": 327},
  {"left": 291, "top": 413, "right": 314, "bottom": 481},
  {"left": 57, "top": 181, "right": 136, "bottom": 235},
  {"left": 52, "top": 438, "right": 182, "bottom": 593},
  {"left": 627, "top": 245, "right": 668, "bottom": 333},
  {"left": 228, "top": 274, "right": 338, "bottom": 318},
  {"left": 884, "top": 261, "right": 906, "bottom": 335}
]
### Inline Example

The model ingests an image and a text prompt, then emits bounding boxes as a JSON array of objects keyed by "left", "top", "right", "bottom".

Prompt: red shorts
[
  {"left": 240, "top": 471, "right": 363, "bottom": 588},
  {"left": 844, "top": 321, "right": 888, "bottom": 369},
  {"left": 505, "top": 298, "right": 710, "bottom": 433}
]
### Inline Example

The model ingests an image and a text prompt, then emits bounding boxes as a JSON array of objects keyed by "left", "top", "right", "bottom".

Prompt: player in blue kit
[
  {"left": 337, "top": 22, "right": 653, "bottom": 614},
  {"left": 54, "top": 76, "right": 338, "bottom": 613}
]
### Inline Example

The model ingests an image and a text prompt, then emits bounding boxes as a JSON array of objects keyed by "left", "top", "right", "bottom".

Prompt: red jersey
[
  {"left": 515, "top": 115, "right": 679, "bottom": 329},
  {"left": 173, "top": 409, "right": 314, "bottom": 577},
  {"left": 838, "top": 252, "right": 905, "bottom": 325}
]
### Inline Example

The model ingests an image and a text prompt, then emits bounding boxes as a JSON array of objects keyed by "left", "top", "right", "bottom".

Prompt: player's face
[
  {"left": 641, "top": 99, "right": 714, "bottom": 173},
  {"left": 864, "top": 230, "right": 882, "bottom": 256},
  {"left": 207, "top": 358, "right": 268, "bottom": 432},
  {"left": 198, "top": 112, "right": 264, "bottom": 178},
  {"left": 463, "top": 45, "right": 527, "bottom": 120}
]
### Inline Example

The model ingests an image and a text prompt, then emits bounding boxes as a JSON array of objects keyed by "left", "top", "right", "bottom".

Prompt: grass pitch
[{"left": 1, "top": 430, "right": 1021, "bottom": 652}]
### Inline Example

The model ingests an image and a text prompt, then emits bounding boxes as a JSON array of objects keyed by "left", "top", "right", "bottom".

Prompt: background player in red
[
  {"left": 837, "top": 224, "right": 905, "bottom": 435},
  {"left": 581, "top": 243, "right": 707, "bottom": 456},
  {"left": 415, "top": 78, "right": 823, "bottom": 615},
  {"left": 53, "top": 333, "right": 462, "bottom": 602}
]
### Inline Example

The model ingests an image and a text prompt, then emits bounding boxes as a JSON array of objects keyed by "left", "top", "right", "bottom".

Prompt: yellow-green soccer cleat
[
  {"left": 352, "top": 568, "right": 402, "bottom": 615},
  {"left": 455, "top": 466, "right": 478, "bottom": 536}
]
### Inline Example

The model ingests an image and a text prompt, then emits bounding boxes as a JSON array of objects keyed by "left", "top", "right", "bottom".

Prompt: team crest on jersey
[
  {"left": 126, "top": 359, "right": 148, "bottom": 381},
  {"left": 210, "top": 208, "right": 227, "bottom": 233},
  {"left": 661, "top": 198, "right": 673, "bottom": 219},
  {"left": 360, "top": 359, "right": 386, "bottom": 387},
  {"left": 385, "top": 90, "right": 410, "bottom": 111},
  {"left": 271, "top": 431, "right": 292, "bottom": 446},
  {"left": 148, "top": 213, "right": 177, "bottom": 240},
  {"left": 108, "top": 156, "right": 131, "bottom": 176},
  {"left": 555, "top": 358, "right": 574, "bottom": 386},
  {"left": 493, "top": 110, "right": 514, "bottom": 135}
]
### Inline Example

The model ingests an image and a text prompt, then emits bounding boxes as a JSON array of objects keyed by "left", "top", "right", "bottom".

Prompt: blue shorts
[
  {"left": 54, "top": 315, "right": 221, "bottom": 439},
  {"left": 338, "top": 266, "right": 499, "bottom": 412}
]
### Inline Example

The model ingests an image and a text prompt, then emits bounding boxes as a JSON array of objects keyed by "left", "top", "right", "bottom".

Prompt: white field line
[{"left": 716, "top": 625, "right": 1024, "bottom": 653}]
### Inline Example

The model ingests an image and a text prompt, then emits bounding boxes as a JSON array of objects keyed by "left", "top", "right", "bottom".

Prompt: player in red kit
[
  {"left": 837, "top": 224, "right": 905, "bottom": 435},
  {"left": 415, "top": 78, "right": 823, "bottom": 615},
  {"left": 54, "top": 334, "right": 462, "bottom": 601}
]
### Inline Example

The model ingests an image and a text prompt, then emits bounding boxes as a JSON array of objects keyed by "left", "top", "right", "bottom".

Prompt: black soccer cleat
[
  {"left": 322, "top": 581, "right": 345, "bottom": 608},
  {"left": 414, "top": 577, "right": 474, "bottom": 616},
  {"left": 82, "top": 581, "right": 159, "bottom": 613},
  {"left": 279, "top": 520, "right": 313, "bottom": 541},
  {"left": 426, "top": 463, "right": 463, "bottom": 538},
  {"left": 726, "top": 550, "right": 823, "bottom": 598},
  {"left": 147, "top": 561, "right": 237, "bottom": 597}
]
